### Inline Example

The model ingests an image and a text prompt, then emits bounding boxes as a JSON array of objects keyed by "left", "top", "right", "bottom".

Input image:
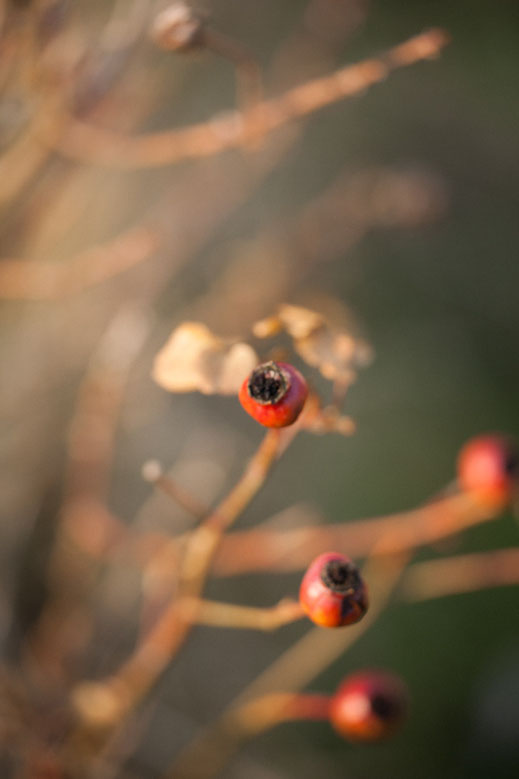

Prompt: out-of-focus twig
[
  {"left": 0, "top": 94, "right": 64, "bottom": 207},
  {"left": 211, "top": 492, "right": 500, "bottom": 577},
  {"left": 72, "top": 427, "right": 294, "bottom": 729},
  {"left": 141, "top": 460, "right": 209, "bottom": 522},
  {"left": 401, "top": 547, "right": 519, "bottom": 602},
  {"left": 26, "top": 305, "right": 151, "bottom": 678},
  {"left": 0, "top": 224, "right": 159, "bottom": 300},
  {"left": 179, "top": 597, "right": 305, "bottom": 632},
  {"left": 47, "top": 29, "right": 450, "bottom": 168}
]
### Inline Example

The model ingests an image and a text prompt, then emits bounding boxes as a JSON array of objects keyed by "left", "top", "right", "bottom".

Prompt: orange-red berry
[
  {"left": 329, "top": 671, "right": 408, "bottom": 741},
  {"left": 457, "top": 433, "right": 519, "bottom": 508},
  {"left": 239, "top": 361, "right": 308, "bottom": 428},
  {"left": 299, "top": 552, "right": 368, "bottom": 628}
]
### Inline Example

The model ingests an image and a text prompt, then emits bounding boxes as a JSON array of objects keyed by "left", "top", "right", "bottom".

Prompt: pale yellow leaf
[{"left": 153, "top": 322, "right": 258, "bottom": 395}]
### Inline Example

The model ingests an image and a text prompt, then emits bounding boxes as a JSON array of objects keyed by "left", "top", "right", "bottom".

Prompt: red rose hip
[
  {"left": 239, "top": 361, "right": 308, "bottom": 428},
  {"left": 329, "top": 670, "right": 408, "bottom": 741},
  {"left": 299, "top": 552, "right": 368, "bottom": 628},
  {"left": 457, "top": 433, "right": 519, "bottom": 508}
]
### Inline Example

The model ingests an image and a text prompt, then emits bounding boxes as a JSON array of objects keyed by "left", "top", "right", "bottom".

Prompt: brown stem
[
  {"left": 181, "top": 597, "right": 305, "bottom": 632},
  {"left": 73, "top": 428, "right": 289, "bottom": 729},
  {"left": 211, "top": 492, "right": 500, "bottom": 577},
  {"left": 49, "top": 29, "right": 450, "bottom": 168},
  {"left": 142, "top": 460, "right": 209, "bottom": 521},
  {"left": 401, "top": 547, "right": 519, "bottom": 602},
  {"left": 203, "top": 28, "right": 263, "bottom": 129}
]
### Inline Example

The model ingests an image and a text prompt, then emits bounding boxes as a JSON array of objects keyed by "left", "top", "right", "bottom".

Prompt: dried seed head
[
  {"left": 320, "top": 557, "right": 359, "bottom": 593},
  {"left": 247, "top": 361, "right": 289, "bottom": 405},
  {"left": 150, "top": 3, "right": 206, "bottom": 52}
]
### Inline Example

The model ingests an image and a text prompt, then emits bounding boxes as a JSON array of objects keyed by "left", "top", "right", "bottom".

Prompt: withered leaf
[
  {"left": 254, "top": 304, "right": 372, "bottom": 383},
  {"left": 153, "top": 322, "right": 258, "bottom": 395}
]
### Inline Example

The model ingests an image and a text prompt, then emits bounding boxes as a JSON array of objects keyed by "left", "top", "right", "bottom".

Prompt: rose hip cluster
[{"left": 238, "top": 362, "right": 519, "bottom": 747}]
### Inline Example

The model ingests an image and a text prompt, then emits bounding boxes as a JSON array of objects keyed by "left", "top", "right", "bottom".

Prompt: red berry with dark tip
[
  {"left": 239, "top": 361, "right": 308, "bottom": 428},
  {"left": 299, "top": 552, "right": 368, "bottom": 628},
  {"left": 457, "top": 434, "right": 519, "bottom": 508},
  {"left": 329, "top": 671, "right": 408, "bottom": 741}
]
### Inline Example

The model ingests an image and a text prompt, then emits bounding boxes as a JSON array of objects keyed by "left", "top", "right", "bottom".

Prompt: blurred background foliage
[{"left": 0, "top": 1, "right": 518, "bottom": 777}]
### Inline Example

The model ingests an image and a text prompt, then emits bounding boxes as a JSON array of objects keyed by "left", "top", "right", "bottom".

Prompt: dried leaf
[
  {"left": 153, "top": 322, "right": 258, "bottom": 395},
  {"left": 254, "top": 304, "right": 372, "bottom": 383}
]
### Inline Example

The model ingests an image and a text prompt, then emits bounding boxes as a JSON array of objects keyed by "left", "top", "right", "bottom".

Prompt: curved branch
[{"left": 44, "top": 29, "right": 450, "bottom": 169}]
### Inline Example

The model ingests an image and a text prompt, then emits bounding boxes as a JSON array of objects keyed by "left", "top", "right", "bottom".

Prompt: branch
[
  {"left": 401, "top": 547, "right": 519, "bottom": 602},
  {"left": 211, "top": 492, "right": 500, "bottom": 577},
  {"left": 72, "top": 427, "right": 296, "bottom": 729},
  {"left": 180, "top": 597, "right": 304, "bottom": 632},
  {"left": 46, "top": 29, "right": 450, "bottom": 169},
  {"left": 0, "top": 225, "right": 159, "bottom": 300}
]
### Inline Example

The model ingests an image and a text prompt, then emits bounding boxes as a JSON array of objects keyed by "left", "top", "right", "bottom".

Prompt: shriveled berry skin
[
  {"left": 457, "top": 434, "right": 519, "bottom": 508},
  {"left": 329, "top": 671, "right": 408, "bottom": 741},
  {"left": 239, "top": 361, "right": 308, "bottom": 428},
  {"left": 299, "top": 552, "right": 368, "bottom": 628}
]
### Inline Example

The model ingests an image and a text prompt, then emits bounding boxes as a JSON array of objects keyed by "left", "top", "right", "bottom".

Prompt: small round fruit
[
  {"left": 329, "top": 670, "right": 408, "bottom": 741},
  {"left": 239, "top": 361, "right": 308, "bottom": 428},
  {"left": 299, "top": 552, "right": 368, "bottom": 628},
  {"left": 457, "top": 434, "right": 519, "bottom": 508}
]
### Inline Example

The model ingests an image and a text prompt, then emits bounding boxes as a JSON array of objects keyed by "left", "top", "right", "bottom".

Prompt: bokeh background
[{"left": 1, "top": 1, "right": 518, "bottom": 777}]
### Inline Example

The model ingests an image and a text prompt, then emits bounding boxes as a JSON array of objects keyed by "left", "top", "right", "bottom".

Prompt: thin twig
[
  {"left": 46, "top": 29, "right": 450, "bottom": 168},
  {"left": 72, "top": 428, "right": 292, "bottom": 728},
  {"left": 401, "top": 547, "right": 519, "bottom": 602},
  {"left": 27, "top": 306, "right": 151, "bottom": 678},
  {"left": 180, "top": 597, "right": 304, "bottom": 632},
  {"left": 203, "top": 28, "right": 264, "bottom": 141},
  {"left": 211, "top": 492, "right": 500, "bottom": 577},
  {"left": 141, "top": 460, "right": 209, "bottom": 522},
  {"left": 0, "top": 225, "right": 159, "bottom": 300}
]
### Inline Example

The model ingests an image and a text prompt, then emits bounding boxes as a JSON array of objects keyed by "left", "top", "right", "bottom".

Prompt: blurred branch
[
  {"left": 141, "top": 459, "right": 209, "bottom": 522},
  {"left": 26, "top": 305, "right": 151, "bottom": 678},
  {"left": 180, "top": 597, "right": 304, "bottom": 632},
  {"left": 72, "top": 426, "right": 296, "bottom": 729},
  {"left": 211, "top": 492, "right": 500, "bottom": 577},
  {"left": 401, "top": 547, "right": 519, "bottom": 602},
  {"left": 47, "top": 28, "right": 450, "bottom": 168},
  {"left": 0, "top": 225, "right": 159, "bottom": 299},
  {"left": 0, "top": 94, "right": 64, "bottom": 206}
]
